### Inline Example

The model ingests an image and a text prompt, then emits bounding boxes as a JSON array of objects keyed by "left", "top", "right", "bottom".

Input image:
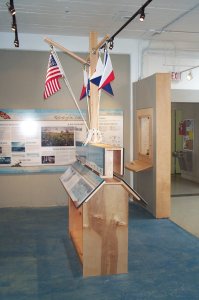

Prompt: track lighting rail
[
  {"left": 102, "top": 0, "right": 153, "bottom": 50},
  {"left": 6, "top": 0, "right": 19, "bottom": 47}
]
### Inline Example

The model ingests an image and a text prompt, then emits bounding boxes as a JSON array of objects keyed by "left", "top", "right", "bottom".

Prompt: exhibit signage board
[
  {"left": 0, "top": 109, "right": 86, "bottom": 173},
  {"left": 99, "top": 109, "right": 123, "bottom": 146},
  {"left": 0, "top": 109, "right": 123, "bottom": 174}
]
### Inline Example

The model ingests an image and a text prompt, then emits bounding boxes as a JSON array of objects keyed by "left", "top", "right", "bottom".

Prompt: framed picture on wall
[{"left": 182, "top": 119, "right": 194, "bottom": 151}]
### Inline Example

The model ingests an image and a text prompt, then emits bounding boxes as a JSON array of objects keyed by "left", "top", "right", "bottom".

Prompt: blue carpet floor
[{"left": 0, "top": 203, "right": 199, "bottom": 300}]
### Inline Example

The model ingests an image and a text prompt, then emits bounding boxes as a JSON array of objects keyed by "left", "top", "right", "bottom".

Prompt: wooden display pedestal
[{"left": 69, "top": 180, "right": 128, "bottom": 277}]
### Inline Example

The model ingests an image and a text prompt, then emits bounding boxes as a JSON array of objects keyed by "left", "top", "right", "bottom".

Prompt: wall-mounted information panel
[
  {"left": 0, "top": 109, "right": 86, "bottom": 173},
  {"left": 0, "top": 109, "right": 123, "bottom": 174}
]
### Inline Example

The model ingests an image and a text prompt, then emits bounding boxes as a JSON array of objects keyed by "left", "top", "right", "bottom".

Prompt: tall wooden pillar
[{"left": 89, "top": 32, "right": 99, "bottom": 130}]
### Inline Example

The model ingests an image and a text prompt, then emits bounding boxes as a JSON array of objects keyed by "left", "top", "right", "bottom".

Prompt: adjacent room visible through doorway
[{"left": 170, "top": 102, "right": 199, "bottom": 238}]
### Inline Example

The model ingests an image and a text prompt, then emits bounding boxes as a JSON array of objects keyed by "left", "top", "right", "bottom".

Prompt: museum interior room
[{"left": 0, "top": 0, "right": 199, "bottom": 299}]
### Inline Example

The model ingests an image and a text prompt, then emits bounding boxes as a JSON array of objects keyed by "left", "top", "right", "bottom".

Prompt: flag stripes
[
  {"left": 98, "top": 51, "right": 115, "bottom": 92},
  {"left": 43, "top": 53, "right": 63, "bottom": 99},
  {"left": 80, "top": 69, "right": 90, "bottom": 100}
]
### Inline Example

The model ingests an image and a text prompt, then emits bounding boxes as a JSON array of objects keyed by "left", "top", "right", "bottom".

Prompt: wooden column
[
  {"left": 89, "top": 32, "right": 99, "bottom": 130},
  {"left": 155, "top": 73, "right": 171, "bottom": 218}
]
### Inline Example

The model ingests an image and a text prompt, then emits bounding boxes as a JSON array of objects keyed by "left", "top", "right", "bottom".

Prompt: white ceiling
[{"left": 1, "top": 0, "right": 199, "bottom": 45}]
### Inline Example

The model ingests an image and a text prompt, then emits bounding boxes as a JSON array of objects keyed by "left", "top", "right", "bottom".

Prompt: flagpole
[
  {"left": 97, "top": 89, "right": 101, "bottom": 131},
  {"left": 87, "top": 66, "right": 91, "bottom": 128},
  {"left": 52, "top": 49, "right": 89, "bottom": 131},
  {"left": 86, "top": 95, "right": 91, "bottom": 128},
  {"left": 96, "top": 51, "right": 102, "bottom": 131},
  {"left": 63, "top": 77, "right": 89, "bottom": 131}
]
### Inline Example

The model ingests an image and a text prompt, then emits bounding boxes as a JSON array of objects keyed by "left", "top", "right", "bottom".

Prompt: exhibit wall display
[{"left": 0, "top": 109, "right": 123, "bottom": 174}]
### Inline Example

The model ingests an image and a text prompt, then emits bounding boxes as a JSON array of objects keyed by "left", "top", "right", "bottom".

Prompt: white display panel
[
  {"left": 0, "top": 114, "right": 86, "bottom": 168},
  {"left": 0, "top": 109, "right": 123, "bottom": 173},
  {"left": 99, "top": 110, "right": 123, "bottom": 147}
]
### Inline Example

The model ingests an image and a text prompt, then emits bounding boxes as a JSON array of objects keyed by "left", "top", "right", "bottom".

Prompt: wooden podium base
[{"left": 69, "top": 180, "right": 129, "bottom": 277}]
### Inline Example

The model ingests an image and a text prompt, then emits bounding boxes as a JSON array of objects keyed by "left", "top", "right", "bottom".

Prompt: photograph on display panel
[
  {"left": 0, "top": 109, "right": 87, "bottom": 171},
  {"left": 41, "top": 126, "right": 74, "bottom": 147}
]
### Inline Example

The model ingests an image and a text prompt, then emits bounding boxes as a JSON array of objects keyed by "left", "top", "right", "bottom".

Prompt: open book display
[
  {"left": 61, "top": 143, "right": 146, "bottom": 209},
  {"left": 60, "top": 161, "right": 104, "bottom": 208}
]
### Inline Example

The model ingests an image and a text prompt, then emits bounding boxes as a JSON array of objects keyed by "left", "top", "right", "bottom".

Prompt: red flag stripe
[
  {"left": 43, "top": 53, "right": 62, "bottom": 99},
  {"left": 99, "top": 71, "right": 115, "bottom": 89}
]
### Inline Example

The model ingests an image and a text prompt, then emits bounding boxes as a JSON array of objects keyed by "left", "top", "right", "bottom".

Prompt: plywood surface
[
  {"left": 155, "top": 73, "right": 171, "bottom": 218},
  {"left": 125, "top": 160, "right": 152, "bottom": 172},
  {"left": 133, "top": 73, "right": 171, "bottom": 219},
  {"left": 82, "top": 184, "right": 128, "bottom": 276},
  {"left": 69, "top": 199, "right": 83, "bottom": 262},
  {"left": 91, "top": 143, "right": 122, "bottom": 150}
]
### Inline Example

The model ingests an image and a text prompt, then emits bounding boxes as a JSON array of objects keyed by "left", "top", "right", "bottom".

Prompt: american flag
[{"left": 43, "top": 53, "right": 63, "bottom": 99}]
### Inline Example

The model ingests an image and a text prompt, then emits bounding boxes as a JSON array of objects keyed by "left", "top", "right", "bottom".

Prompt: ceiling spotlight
[
  {"left": 6, "top": 2, "right": 16, "bottom": 15},
  {"left": 14, "top": 39, "right": 19, "bottom": 47},
  {"left": 14, "top": 30, "right": 19, "bottom": 47},
  {"left": 187, "top": 71, "right": 193, "bottom": 81},
  {"left": 12, "top": 22, "right": 16, "bottom": 31},
  {"left": 11, "top": 15, "right": 16, "bottom": 31},
  {"left": 109, "top": 39, "right": 114, "bottom": 50},
  {"left": 139, "top": 8, "right": 145, "bottom": 22}
]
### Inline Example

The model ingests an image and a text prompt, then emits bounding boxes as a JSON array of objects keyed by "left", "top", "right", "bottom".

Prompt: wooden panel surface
[
  {"left": 133, "top": 73, "right": 171, "bottom": 218},
  {"left": 156, "top": 73, "right": 171, "bottom": 218},
  {"left": 82, "top": 184, "right": 128, "bottom": 277},
  {"left": 104, "top": 149, "right": 113, "bottom": 178},
  {"left": 69, "top": 199, "right": 83, "bottom": 262},
  {"left": 125, "top": 160, "right": 152, "bottom": 172}
]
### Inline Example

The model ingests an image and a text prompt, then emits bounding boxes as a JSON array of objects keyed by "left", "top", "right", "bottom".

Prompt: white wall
[
  {"left": 2, "top": 32, "right": 199, "bottom": 91},
  {"left": 139, "top": 40, "right": 199, "bottom": 91}
]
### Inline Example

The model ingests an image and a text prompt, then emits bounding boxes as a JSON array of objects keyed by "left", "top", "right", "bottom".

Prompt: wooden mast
[{"left": 89, "top": 32, "right": 99, "bottom": 130}]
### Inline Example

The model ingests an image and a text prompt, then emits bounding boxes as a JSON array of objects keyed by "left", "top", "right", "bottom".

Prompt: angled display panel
[{"left": 60, "top": 161, "right": 104, "bottom": 208}]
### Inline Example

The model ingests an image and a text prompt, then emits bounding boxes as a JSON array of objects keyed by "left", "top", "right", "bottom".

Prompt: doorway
[{"left": 170, "top": 102, "right": 199, "bottom": 238}]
